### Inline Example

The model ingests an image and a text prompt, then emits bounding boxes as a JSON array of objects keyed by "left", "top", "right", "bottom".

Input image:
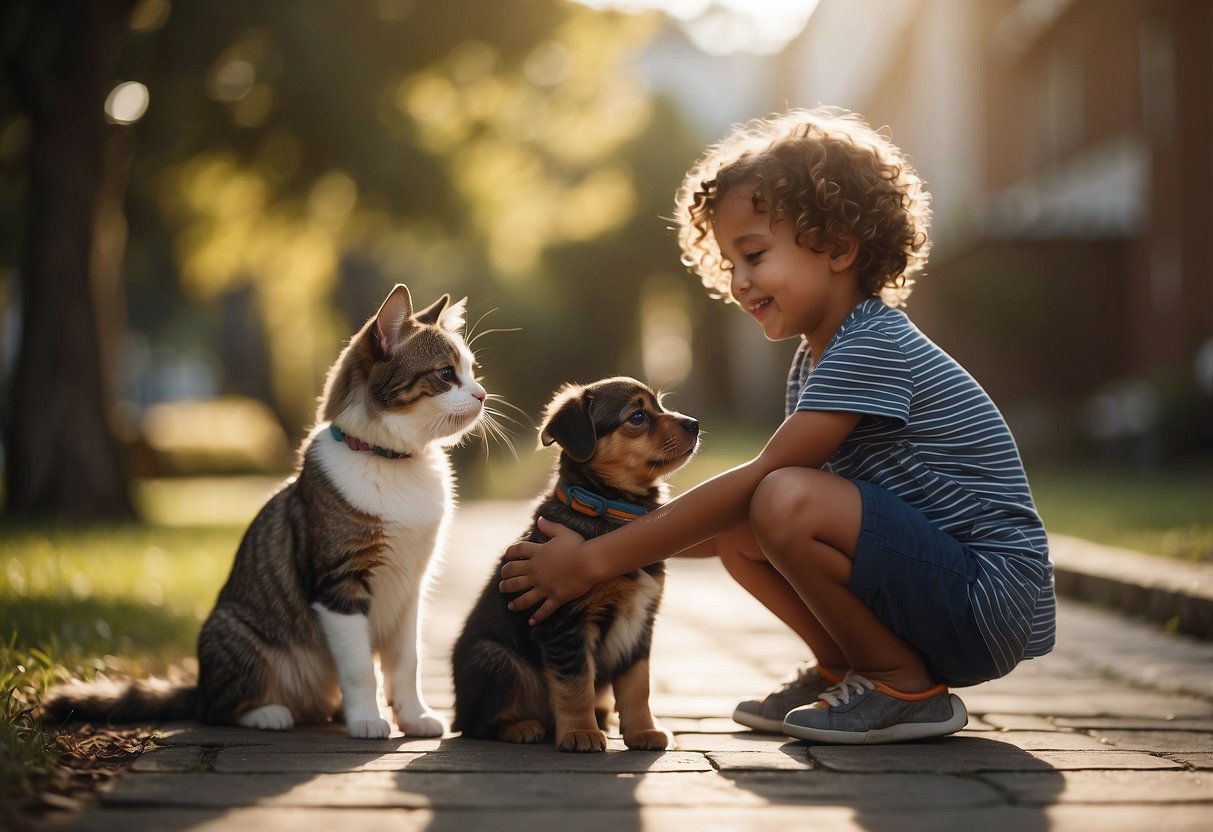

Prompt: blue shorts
[{"left": 848, "top": 481, "right": 1002, "bottom": 687}]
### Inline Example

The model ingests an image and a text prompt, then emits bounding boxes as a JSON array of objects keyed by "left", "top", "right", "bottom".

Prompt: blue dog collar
[{"left": 555, "top": 482, "right": 648, "bottom": 522}]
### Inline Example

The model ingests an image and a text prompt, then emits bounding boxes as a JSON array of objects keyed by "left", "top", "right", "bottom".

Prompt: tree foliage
[{"left": 1, "top": 0, "right": 707, "bottom": 515}]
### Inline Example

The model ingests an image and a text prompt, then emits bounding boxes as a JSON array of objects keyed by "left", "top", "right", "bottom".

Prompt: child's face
[{"left": 712, "top": 188, "right": 858, "bottom": 344}]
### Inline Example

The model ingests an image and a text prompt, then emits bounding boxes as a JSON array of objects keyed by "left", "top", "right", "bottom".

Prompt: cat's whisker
[
  {"left": 475, "top": 410, "right": 520, "bottom": 460},
  {"left": 465, "top": 306, "right": 522, "bottom": 352},
  {"left": 467, "top": 326, "right": 522, "bottom": 350},
  {"left": 484, "top": 394, "right": 531, "bottom": 424}
]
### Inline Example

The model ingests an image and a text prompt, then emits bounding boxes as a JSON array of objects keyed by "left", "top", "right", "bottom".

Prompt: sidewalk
[{"left": 64, "top": 501, "right": 1213, "bottom": 831}]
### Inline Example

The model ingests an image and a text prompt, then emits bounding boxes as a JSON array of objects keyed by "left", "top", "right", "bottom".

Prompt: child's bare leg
[
  {"left": 749, "top": 468, "right": 933, "bottom": 694},
  {"left": 693, "top": 526, "right": 848, "bottom": 673}
]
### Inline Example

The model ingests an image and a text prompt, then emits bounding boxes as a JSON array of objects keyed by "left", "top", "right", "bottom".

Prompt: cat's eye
[
  {"left": 627, "top": 411, "right": 648, "bottom": 427},
  {"left": 436, "top": 367, "right": 456, "bottom": 382}
]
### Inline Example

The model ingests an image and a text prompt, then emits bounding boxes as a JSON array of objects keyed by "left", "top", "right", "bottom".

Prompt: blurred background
[{"left": 1, "top": 0, "right": 1211, "bottom": 527}]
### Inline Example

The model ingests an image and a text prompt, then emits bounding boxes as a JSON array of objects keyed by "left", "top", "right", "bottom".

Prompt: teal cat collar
[
  {"left": 555, "top": 482, "right": 648, "bottom": 522},
  {"left": 329, "top": 424, "right": 412, "bottom": 459}
]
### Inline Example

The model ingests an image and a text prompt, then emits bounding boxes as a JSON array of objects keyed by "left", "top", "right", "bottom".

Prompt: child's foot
[
  {"left": 781, "top": 672, "right": 967, "bottom": 744},
  {"left": 732, "top": 663, "right": 845, "bottom": 733}
]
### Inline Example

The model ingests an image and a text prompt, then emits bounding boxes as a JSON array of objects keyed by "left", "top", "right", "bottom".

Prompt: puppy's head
[{"left": 539, "top": 377, "right": 699, "bottom": 495}]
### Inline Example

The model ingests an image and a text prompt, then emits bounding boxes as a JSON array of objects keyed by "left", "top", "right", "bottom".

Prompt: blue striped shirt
[{"left": 787, "top": 298, "right": 1055, "bottom": 672}]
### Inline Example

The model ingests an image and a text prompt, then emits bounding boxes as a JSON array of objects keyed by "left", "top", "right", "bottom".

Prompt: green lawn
[
  {"left": 1, "top": 522, "right": 242, "bottom": 808},
  {"left": 1028, "top": 464, "right": 1213, "bottom": 563}
]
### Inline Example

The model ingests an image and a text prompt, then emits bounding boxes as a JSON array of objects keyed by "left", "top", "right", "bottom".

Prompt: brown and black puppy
[{"left": 452, "top": 377, "right": 699, "bottom": 752}]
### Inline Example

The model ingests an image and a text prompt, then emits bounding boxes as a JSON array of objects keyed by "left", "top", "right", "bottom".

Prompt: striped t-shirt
[{"left": 787, "top": 298, "right": 1055, "bottom": 673}]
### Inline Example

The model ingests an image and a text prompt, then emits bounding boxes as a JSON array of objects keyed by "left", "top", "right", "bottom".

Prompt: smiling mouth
[{"left": 748, "top": 298, "right": 771, "bottom": 316}]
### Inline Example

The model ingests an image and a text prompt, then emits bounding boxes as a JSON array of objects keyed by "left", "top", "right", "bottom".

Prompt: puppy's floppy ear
[{"left": 539, "top": 385, "right": 597, "bottom": 462}]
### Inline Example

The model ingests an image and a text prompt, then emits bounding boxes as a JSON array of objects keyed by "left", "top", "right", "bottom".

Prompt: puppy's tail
[{"left": 39, "top": 678, "right": 199, "bottom": 725}]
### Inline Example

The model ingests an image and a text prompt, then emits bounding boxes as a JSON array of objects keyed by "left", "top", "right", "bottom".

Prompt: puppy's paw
[
  {"left": 557, "top": 728, "right": 607, "bottom": 753},
  {"left": 238, "top": 704, "right": 294, "bottom": 731},
  {"left": 348, "top": 717, "right": 392, "bottom": 739},
  {"left": 499, "top": 720, "right": 545, "bottom": 744},
  {"left": 395, "top": 710, "right": 447, "bottom": 738},
  {"left": 624, "top": 727, "right": 672, "bottom": 751}
]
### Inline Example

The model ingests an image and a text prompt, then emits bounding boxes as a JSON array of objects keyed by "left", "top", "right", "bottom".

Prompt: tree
[{"left": 2, "top": 0, "right": 139, "bottom": 521}]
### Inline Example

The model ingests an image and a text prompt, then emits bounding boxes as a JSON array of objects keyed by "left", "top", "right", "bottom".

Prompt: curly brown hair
[{"left": 675, "top": 107, "right": 931, "bottom": 307}]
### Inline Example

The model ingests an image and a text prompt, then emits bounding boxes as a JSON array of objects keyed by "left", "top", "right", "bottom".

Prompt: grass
[
  {"left": 1028, "top": 463, "right": 1213, "bottom": 563},
  {"left": 1, "top": 522, "right": 242, "bottom": 811}
]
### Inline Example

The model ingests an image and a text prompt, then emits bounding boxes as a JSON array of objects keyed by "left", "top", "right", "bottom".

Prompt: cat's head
[{"left": 320, "top": 284, "right": 486, "bottom": 455}]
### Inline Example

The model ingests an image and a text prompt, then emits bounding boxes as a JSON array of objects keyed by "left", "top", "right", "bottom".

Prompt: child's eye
[
  {"left": 436, "top": 367, "right": 456, "bottom": 382},
  {"left": 627, "top": 411, "right": 648, "bottom": 426},
  {"left": 745, "top": 250, "right": 764, "bottom": 264}
]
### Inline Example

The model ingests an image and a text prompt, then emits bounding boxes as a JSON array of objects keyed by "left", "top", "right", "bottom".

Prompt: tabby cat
[{"left": 42, "top": 284, "right": 486, "bottom": 738}]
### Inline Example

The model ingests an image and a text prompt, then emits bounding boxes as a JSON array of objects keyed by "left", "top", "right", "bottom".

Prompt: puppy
[{"left": 452, "top": 377, "right": 699, "bottom": 752}]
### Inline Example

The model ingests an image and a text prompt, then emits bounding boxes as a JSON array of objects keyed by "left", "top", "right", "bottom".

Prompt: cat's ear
[
  {"left": 373, "top": 284, "right": 414, "bottom": 355},
  {"left": 539, "top": 385, "right": 596, "bottom": 462},
  {"left": 438, "top": 297, "right": 468, "bottom": 333},
  {"left": 413, "top": 294, "right": 450, "bottom": 326}
]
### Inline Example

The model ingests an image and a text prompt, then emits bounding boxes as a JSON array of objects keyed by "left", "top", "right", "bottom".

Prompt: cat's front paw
[
  {"left": 237, "top": 704, "right": 294, "bottom": 731},
  {"left": 347, "top": 717, "right": 392, "bottom": 739},
  {"left": 394, "top": 709, "right": 447, "bottom": 737}
]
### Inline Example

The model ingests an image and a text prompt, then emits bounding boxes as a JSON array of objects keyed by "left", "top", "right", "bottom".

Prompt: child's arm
[{"left": 499, "top": 408, "right": 861, "bottom": 624}]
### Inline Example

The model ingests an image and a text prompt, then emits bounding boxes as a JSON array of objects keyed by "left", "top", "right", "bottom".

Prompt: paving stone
[
  {"left": 706, "top": 750, "right": 815, "bottom": 771},
  {"left": 213, "top": 745, "right": 714, "bottom": 773},
  {"left": 710, "top": 771, "right": 1005, "bottom": 809},
  {"left": 662, "top": 717, "right": 747, "bottom": 734},
  {"left": 1167, "top": 752, "right": 1213, "bottom": 769},
  {"left": 980, "top": 714, "right": 1059, "bottom": 731},
  {"left": 1055, "top": 716, "right": 1213, "bottom": 731},
  {"left": 130, "top": 746, "right": 204, "bottom": 773},
  {"left": 960, "top": 689, "right": 1213, "bottom": 718},
  {"left": 70, "top": 803, "right": 1213, "bottom": 832},
  {"left": 960, "top": 729, "right": 1109, "bottom": 750},
  {"left": 671, "top": 732, "right": 800, "bottom": 752},
  {"left": 984, "top": 769, "right": 1213, "bottom": 804},
  {"left": 155, "top": 722, "right": 444, "bottom": 751},
  {"left": 809, "top": 738, "right": 1181, "bottom": 773},
  {"left": 1089, "top": 729, "right": 1213, "bottom": 752}
]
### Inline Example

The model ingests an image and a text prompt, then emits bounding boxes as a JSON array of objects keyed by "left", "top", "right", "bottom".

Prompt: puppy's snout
[{"left": 678, "top": 417, "right": 699, "bottom": 437}]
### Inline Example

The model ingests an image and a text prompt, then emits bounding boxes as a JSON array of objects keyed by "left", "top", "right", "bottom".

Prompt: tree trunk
[{"left": 3, "top": 0, "right": 138, "bottom": 521}]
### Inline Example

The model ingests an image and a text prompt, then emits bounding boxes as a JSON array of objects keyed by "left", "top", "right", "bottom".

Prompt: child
[{"left": 500, "top": 107, "right": 1055, "bottom": 744}]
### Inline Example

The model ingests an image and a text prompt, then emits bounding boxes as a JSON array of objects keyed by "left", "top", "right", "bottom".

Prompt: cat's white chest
[
  {"left": 313, "top": 430, "right": 452, "bottom": 530},
  {"left": 313, "top": 431, "right": 452, "bottom": 635}
]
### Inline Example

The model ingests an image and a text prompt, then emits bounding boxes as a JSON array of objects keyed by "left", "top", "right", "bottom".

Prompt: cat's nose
[{"left": 472, "top": 388, "right": 487, "bottom": 402}]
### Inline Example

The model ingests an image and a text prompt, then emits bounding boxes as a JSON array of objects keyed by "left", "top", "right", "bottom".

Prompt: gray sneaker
[
  {"left": 781, "top": 672, "right": 967, "bottom": 744},
  {"left": 732, "top": 664, "right": 842, "bottom": 733}
]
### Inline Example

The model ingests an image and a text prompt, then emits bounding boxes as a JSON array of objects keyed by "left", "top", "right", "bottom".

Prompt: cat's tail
[{"left": 39, "top": 678, "right": 200, "bottom": 725}]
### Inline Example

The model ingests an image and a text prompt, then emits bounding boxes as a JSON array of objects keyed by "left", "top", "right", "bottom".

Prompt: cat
[{"left": 41, "top": 283, "right": 486, "bottom": 739}]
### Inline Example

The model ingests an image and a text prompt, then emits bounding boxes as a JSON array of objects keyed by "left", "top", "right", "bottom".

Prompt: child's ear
[
  {"left": 829, "top": 236, "right": 860, "bottom": 273},
  {"left": 539, "top": 386, "right": 597, "bottom": 462}
]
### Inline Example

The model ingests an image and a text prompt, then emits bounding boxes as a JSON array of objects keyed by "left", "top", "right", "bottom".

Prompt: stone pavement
[{"left": 65, "top": 501, "right": 1213, "bottom": 831}]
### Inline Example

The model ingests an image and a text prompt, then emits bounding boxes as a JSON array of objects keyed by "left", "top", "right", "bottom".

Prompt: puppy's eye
[
  {"left": 435, "top": 366, "right": 456, "bottom": 382},
  {"left": 627, "top": 411, "right": 648, "bottom": 427}
]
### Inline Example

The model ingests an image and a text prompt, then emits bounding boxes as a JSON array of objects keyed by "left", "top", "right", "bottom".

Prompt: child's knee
[{"left": 750, "top": 468, "right": 816, "bottom": 547}]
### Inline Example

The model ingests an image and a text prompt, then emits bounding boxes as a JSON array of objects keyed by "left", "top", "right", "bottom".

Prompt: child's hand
[{"left": 499, "top": 517, "right": 596, "bottom": 626}]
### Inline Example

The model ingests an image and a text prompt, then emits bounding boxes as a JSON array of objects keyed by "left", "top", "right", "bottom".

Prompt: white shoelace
[
  {"left": 777, "top": 662, "right": 822, "bottom": 693},
  {"left": 817, "top": 672, "right": 876, "bottom": 707}
]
